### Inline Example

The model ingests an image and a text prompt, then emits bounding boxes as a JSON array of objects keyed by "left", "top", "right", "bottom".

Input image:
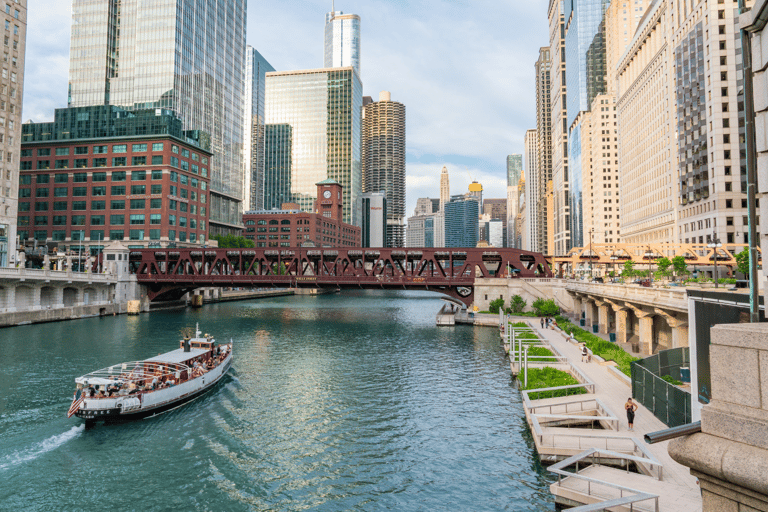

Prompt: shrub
[
  {"left": 489, "top": 298, "right": 505, "bottom": 314},
  {"left": 532, "top": 298, "right": 559, "bottom": 316},
  {"left": 510, "top": 295, "right": 527, "bottom": 314},
  {"left": 661, "top": 375, "right": 684, "bottom": 386}
]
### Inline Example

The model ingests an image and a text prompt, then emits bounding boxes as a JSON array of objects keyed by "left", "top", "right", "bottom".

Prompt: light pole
[
  {"left": 589, "top": 228, "right": 594, "bottom": 280},
  {"left": 644, "top": 246, "right": 654, "bottom": 283},
  {"left": 708, "top": 233, "right": 722, "bottom": 288},
  {"left": 610, "top": 254, "right": 618, "bottom": 281}
]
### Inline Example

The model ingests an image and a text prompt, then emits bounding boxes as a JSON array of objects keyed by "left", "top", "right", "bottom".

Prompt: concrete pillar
[
  {"left": 597, "top": 302, "right": 611, "bottom": 333},
  {"left": 5, "top": 286, "right": 15, "bottom": 312},
  {"left": 654, "top": 308, "right": 689, "bottom": 349},
  {"left": 638, "top": 315, "right": 655, "bottom": 355},
  {"left": 615, "top": 308, "right": 630, "bottom": 344},
  {"left": 30, "top": 286, "right": 42, "bottom": 311},
  {"left": 52, "top": 286, "right": 64, "bottom": 308},
  {"left": 75, "top": 288, "right": 84, "bottom": 307}
]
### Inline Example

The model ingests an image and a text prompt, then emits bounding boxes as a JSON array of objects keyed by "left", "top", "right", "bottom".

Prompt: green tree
[
  {"left": 622, "top": 260, "right": 636, "bottom": 278},
  {"left": 210, "top": 234, "right": 255, "bottom": 248},
  {"left": 655, "top": 257, "right": 672, "bottom": 279},
  {"left": 510, "top": 295, "right": 527, "bottom": 314},
  {"left": 672, "top": 255, "right": 688, "bottom": 278},
  {"left": 489, "top": 298, "right": 505, "bottom": 314},
  {"left": 532, "top": 298, "right": 559, "bottom": 316},
  {"left": 735, "top": 247, "right": 750, "bottom": 278}
]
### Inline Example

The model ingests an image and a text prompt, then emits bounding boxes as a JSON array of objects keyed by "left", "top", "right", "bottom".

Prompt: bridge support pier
[
  {"left": 597, "top": 301, "right": 612, "bottom": 334},
  {"left": 582, "top": 298, "right": 598, "bottom": 331},
  {"left": 637, "top": 314, "right": 655, "bottom": 356},
  {"left": 615, "top": 308, "right": 631, "bottom": 344},
  {"left": 654, "top": 308, "right": 689, "bottom": 348}
]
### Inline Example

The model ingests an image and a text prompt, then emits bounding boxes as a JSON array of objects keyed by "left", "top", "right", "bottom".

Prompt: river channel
[{"left": 0, "top": 290, "right": 554, "bottom": 511}]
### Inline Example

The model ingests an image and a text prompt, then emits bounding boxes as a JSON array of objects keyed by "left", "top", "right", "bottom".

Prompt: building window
[
  {"left": 112, "top": 157, "right": 127, "bottom": 167},
  {"left": 52, "top": 215, "right": 67, "bottom": 226},
  {"left": 110, "top": 215, "right": 125, "bottom": 225},
  {"left": 111, "top": 200, "right": 125, "bottom": 210},
  {"left": 130, "top": 214, "right": 145, "bottom": 225},
  {"left": 92, "top": 172, "right": 107, "bottom": 182},
  {"left": 131, "top": 185, "right": 146, "bottom": 195},
  {"left": 75, "top": 146, "right": 89, "bottom": 155},
  {"left": 72, "top": 201, "right": 86, "bottom": 210},
  {"left": 152, "top": 143, "right": 164, "bottom": 152},
  {"left": 151, "top": 170, "right": 163, "bottom": 180},
  {"left": 111, "top": 186, "right": 126, "bottom": 196},
  {"left": 35, "top": 188, "right": 49, "bottom": 197},
  {"left": 72, "top": 187, "right": 87, "bottom": 196},
  {"left": 55, "top": 147, "right": 69, "bottom": 156},
  {"left": 91, "top": 200, "right": 106, "bottom": 210},
  {"left": 150, "top": 214, "right": 161, "bottom": 225},
  {"left": 92, "top": 186, "right": 106, "bottom": 196},
  {"left": 73, "top": 173, "right": 88, "bottom": 182},
  {"left": 90, "top": 230, "right": 105, "bottom": 242},
  {"left": 73, "top": 158, "right": 88, "bottom": 168},
  {"left": 90, "top": 215, "right": 105, "bottom": 226},
  {"left": 150, "top": 198, "right": 162, "bottom": 209},
  {"left": 111, "top": 171, "right": 126, "bottom": 181},
  {"left": 93, "top": 145, "right": 108, "bottom": 154},
  {"left": 130, "top": 199, "right": 145, "bottom": 209},
  {"left": 168, "top": 230, "right": 176, "bottom": 241},
  {"left": 112, "top": 144, "right": 127, "bottom": 153},
  {"left": 52, "top": 230, "right": 66, "bottom": 241},
  {"left": 110, "top": 230, "right": 124, "bottom": 240},
  {"left": 132, "top": 144, "right": 147, "bottom": 153},
  {"left": 168, "top": 215, "right": 175, "bottom": 226},
  {"left": 54, "top": 159, "right": 69, "bottom": 169},
  {"left": 34, "top": 215, "right": 48, "bottom": 226},
  {"left": 131, "top": 170, "right": 146, "bottom": 181},
  {"left": 54, "top": 173, "right": 68, "bottom": 183},
  {"left": 93, "top": 158, "right": 107, "bottom": 167},
  {"left": 151, "top": 155, "right": 163, "bottom": 165},
  {"left": 132, "top": 156, "right": 146, "bottom": 166},
  {"left": 149, "top": 229, "right": 161, "bottom": 240},
  {"left": 53, "top": 201, "right": 67, "bottom": 210},
  {"left": 151, "top": 184, "right": 162, "bottom": 194},
  {"left": 170, "top": 156, "right": 179, "bottom": 168},
  {"left": 37, "top": 148, "right": 50, "bottom": 156},
  {"left": 71, "top": 215, "right": 86, "bottom": 226},
  {"left": 37, "top": 160, "right": 50, "bottom": 170},
  {"left": 129, "top": 229, "right": 144, "bottom": 240}
]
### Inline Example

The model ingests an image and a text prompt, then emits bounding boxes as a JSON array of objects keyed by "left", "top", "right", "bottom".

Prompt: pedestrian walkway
[{"left": 517, "top": 318, "right": 702, "bottom": 511}]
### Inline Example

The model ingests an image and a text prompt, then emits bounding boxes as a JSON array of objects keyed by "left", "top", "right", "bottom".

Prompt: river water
[{"left": 0, "top": 290, "right": 554, "bottom": 511}]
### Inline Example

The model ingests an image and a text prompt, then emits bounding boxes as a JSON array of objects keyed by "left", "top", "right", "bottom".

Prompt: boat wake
[{"left": 0, "top": 425, "right": 85, "bottom": 471}]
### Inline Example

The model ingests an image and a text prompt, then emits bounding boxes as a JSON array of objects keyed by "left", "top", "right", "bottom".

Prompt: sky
[{"left": 23, "top": 0, "right": 549, "bottom": 217}]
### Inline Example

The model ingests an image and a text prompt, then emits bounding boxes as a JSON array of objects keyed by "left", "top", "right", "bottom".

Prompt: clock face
[{"left": 323, "top": 190, "right": 331, "bottom": 199}]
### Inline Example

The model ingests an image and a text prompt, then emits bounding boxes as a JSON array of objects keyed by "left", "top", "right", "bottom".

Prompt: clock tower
[{"left": 315, "top": 179, "right": 343, "bottom": 221}]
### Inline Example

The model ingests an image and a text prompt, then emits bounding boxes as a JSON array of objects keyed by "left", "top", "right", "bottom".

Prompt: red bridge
[{"left": 131, "top": 247, "right": 552, "bottom": 306}]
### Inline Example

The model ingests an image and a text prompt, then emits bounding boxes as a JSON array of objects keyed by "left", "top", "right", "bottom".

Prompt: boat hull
[{"left": 75, "top": 355, "right": 232, "bottom": 424}]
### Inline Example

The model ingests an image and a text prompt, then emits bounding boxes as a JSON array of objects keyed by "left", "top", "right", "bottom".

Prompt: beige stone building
[
  {"left": 2, "top": 0, "right": 24, "bottom": 267},
  {"left": 616, "top": 0, "right": 679, "bottom": 245},
  {"left": 535, "top": 47, "right": 552, "bottom": 255},
  {"left": 521, "top": 129, "right": 537, "bottom": 250},
  {"left": 548, "top": 0, "right": 569, "bottom": 256}
]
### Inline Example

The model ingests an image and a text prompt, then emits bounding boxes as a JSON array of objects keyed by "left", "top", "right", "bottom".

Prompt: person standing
[
  {"left": 625, "top": 397, "right": 638, "bottom": 431},
  {"left": 540, "top": 317, "right": 545, "bottom": 329}
]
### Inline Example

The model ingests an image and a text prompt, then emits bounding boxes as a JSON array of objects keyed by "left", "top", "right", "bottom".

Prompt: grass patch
[
  {"left": 526, "top": 346, "right": 555, "bottom": 358},
  {"left": 520, "top": 366, "right": 587, "bottom": 400},
  {"left": 555, "top": 315, "right": 640, "bottom": 377}
]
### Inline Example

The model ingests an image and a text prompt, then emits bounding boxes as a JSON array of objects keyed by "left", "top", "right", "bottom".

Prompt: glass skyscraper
[
  {"left": 67, "top": 0, "right": 246, "bottom": 234},
  {"left": 243, "top": 46, "right": 275, "bottom": 212},
  {"left": 444, "top": 196, "right": 479, "bottom": 248},
  {"left": 264, "top": 68, "right": 362, "bottom": 225},
  {"left": 507, "top": 154, "right": 522, "bottom": 187},
  {"left": 324, "top": 11, "right": 361, "bottom": 76}
]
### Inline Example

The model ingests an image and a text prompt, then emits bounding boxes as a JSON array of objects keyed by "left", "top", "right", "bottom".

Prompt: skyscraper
[
  {"left": 444, "top": 196, "right": 479, "bottom": 247},
  {"left": 243, "top": 46, "right": 275, "bottom": 212},
  {"left": 440, "top": 166, "right": 450, "bottom": 211},
  {"left": 362, "top": 91, "right": 406, "bottom": 247},
  {"left": 264, "top": 68, "right": 362, "bottom": 225},
  {"left": 324, "top": 8, "right": 361, "bottom": 76},
  {"left": 549, "top": 0, "right": 570, "bottom": 255},
  {"left": 1, "top": 1, "right": 25, "bottom": 266},
  {"left": 67, "top": 0, "right": 247, "bottom": 235},
  {"left": 535, "top": 46, "right": 552, "bottom": 255},
  {"left": 507, "top": 155, "right": 522, "bottom": 186}
]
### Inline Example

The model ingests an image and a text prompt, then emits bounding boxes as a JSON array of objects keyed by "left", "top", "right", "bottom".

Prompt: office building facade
[
  {"left": 507, "top": 154, "right": 522, "bottom": 187},
  {"left": 264, "top": 68, "right": 362, "bottom": 226},
  {"left": 360, "top": 191, "right": 386, "bottom": 247},
  {"left": 67, "top": 0, "right": 246, "bottom": 235},
  {"left": 444, "top": 196, "right": 479, "bottom": 247},
  {"left": 243, "top": 46, "right": 275, "bottom": 212},
  {"left": 535, "top": 46, "right": 552, "bottom": 255},
  {"left": 362, "top": 91, "right": 405, "bottom": 247},
  {"left": 549, "top": 0, "right": 570, "bottom": 255},
  {"left": 0, "top": 0, "right": 25, "bottom": 266},
  {"left": 324, "top": 10, "right": 361, "bottom": 76},
  {"left": 19, "top": 107, "right": 211, "bottom": 251}
]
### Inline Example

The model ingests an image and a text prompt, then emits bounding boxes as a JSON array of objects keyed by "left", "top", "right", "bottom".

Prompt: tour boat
[{"left": 67, "top": 324, "right": 232, "bottom": 425}]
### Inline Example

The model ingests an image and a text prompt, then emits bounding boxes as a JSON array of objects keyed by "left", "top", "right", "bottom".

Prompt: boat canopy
[{"left": 146, "top": 348, "right": 210, "bottom": 365}]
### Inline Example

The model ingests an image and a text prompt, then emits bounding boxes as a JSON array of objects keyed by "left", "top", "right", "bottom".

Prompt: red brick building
[
  {"left": 18, "top": 107, "right": 212, "bottom": 254},
  {"left": 243, "top": 180, "right": 361, "bottom": 247}
]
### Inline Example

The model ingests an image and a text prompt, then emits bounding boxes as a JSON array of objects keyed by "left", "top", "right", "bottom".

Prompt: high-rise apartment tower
[
  {"left": 362, "top": 91, "right": 406, "bottom": 247},
  {"left": 324, "top": 8, "right": 361, "bottom": 76},
  {"left": 243, "top": 46, "right": 275, "bottom": 212}
]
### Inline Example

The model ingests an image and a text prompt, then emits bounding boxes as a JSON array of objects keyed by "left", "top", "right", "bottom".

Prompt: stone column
[
  {"left": 52, "top": 286, "right": 64, "bottom": 308},
  {"left": 669, "top": 323, "right": 768, "bottom": 511},
  {"left": 597, "top": 302, "right": 611, "bottom": 334},
  {"left": 655, "top": 308, "right": 689, "bottom": 349},
  {"left": 75, "top": 288, "right": 85, "bottom": 307},
  {"left": 5, "top": 286, "right": 15, "bottom": 312},
  {"left": 30, "top": 286, "right": 42, "bottom": 311},
  {"left": 615, "top": 308, "right": 630, "bottom": 344},
  {"left": 637, "top": 315, "right": 654, "bottom": 355}
]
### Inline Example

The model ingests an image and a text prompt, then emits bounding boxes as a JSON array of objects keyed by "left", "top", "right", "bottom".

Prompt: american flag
[{"left": 67, "top": 389, "right": 84, "bottom": 418}]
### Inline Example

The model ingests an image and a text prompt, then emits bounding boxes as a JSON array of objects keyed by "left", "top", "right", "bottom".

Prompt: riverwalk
[{"left": 513, "top": 317, "right": 702, "bottom": 511}]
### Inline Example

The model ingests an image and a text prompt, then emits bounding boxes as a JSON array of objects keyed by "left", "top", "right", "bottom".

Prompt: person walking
[
  {"left": 581, "top": 344, "right": 589, "bottom": 363},
  {"left": 625, "top": 397, "right": 638, "bottom": 431},
  {"left": 540, "top": 317, "right": 545, "bottom": 329}
]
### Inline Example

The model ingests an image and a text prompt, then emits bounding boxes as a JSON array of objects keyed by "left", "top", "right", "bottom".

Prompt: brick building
[
  {"left": 243, "top": 179, "right": 360, "bottom": 247},
  {"left": 18, "top": 106, "right": 212, "bottom": 254}
]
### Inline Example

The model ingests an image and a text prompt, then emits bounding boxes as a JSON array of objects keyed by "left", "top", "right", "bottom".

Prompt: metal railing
[{"left": 549, "top": 449, "right": 661, "bottom": 511}]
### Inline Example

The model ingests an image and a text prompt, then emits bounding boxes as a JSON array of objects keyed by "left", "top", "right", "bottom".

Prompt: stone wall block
[
  {"left": 758, "top": 153, "right": 768, "bottom": 194},
  {"left": 761, "top": 350, "right": 768, "bottom": 412},
  {"left": 753, "top": 33, "right": 765, "bottom": 75},
  {"left": 753, "top": 69, "right": 768, "bottom": 113},
  {"left": 710, "top": 344, "right": 761, "bottom": 408}
]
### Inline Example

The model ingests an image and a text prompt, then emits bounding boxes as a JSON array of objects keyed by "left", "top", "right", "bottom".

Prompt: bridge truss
[{"left": 131, "top": 247, "right": 552, "bottom": 306}]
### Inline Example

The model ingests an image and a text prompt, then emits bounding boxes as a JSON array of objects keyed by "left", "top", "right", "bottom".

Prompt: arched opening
[
  {"left": 40, "top": 286, "right": 56, "bottom": 308},
  {"left": 16, "top": 286, "right": 33, "bottom": 310},
  {"left": 63, "top": 287, "right": 78, "bottom": 307}
]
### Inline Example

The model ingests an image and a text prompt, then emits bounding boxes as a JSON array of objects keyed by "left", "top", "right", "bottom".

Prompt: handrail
[{"left": 549, "top": 448, "right": 661, "bottom": 511}]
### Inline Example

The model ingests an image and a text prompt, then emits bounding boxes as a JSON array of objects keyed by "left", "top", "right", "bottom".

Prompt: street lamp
[
  {"left": 708, "top": 232, "right": 722, "bottom": 288},
  {"left": 588, "top": 228, "right": 594, "bottom": 280},
  {"left": 644, "top": 246, "right": 654, "bottom": 282}
]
